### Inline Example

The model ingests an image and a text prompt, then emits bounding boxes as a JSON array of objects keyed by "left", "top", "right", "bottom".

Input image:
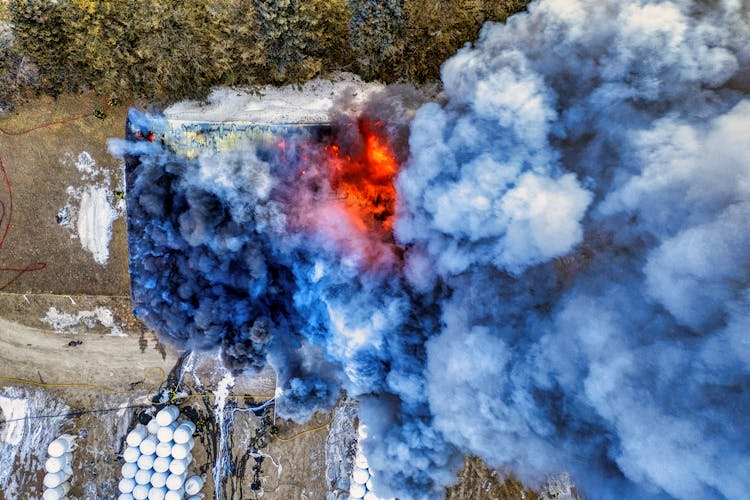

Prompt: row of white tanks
[
  {"left": 349, "top": 423, "right": 394, "bottom": 500},
  {"left": 118, "top": 405, "right": 205, "bottom": 500},
  {"left": 43, "top": 434, "right": 77, "bottom": 500},
  {"left": 349, "top": 448, "right": 393, "bottom": 500},
  {"left": 41, "top": 402, "right": 384, "bottom": 498}
]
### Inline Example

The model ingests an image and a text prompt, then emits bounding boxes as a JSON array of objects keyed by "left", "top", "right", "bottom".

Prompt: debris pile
[{"left": 118, "top": 405, "right": 205, "bottom": 500}]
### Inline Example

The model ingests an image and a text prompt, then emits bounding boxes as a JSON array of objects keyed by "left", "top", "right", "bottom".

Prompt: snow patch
[
  {"left": 0, "top": 387, "right": 68, "bottom": 497},
  {"left": 0, "top": 396, "right": 28, "bottom": 446},
  {"left": 40, "top": 306, "right": 125, "bottom": 336},
  {"left": 77, "top": 185, "right": 117, "bottom": 265},
  {"left": 540, "top": 473, "right": 580, "bottom": 500},
  {"left": 75, "top": 151, "right": 97, "bottom": 177},
  {"left": 165, "top": 73, "right": 384, "bottom": 124},
  {"left": 57, "top": 152, "right": 125, "bottom": 265},
  {"left": 325, "top": 397, "right": 359, "bottom": 499},
  {"left": 213, "top": 367, "right": 236, "bottom": 499}
]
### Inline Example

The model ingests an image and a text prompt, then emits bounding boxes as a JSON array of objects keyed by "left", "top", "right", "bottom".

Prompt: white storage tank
[
  {"left": 155, "top": 406, "right": 180, "bottom": 426},
  {"left": 155, "top": 442, "right": 173, "bottom": 458},
  {"left": 134, "top": 468, "right": 153, "bottom": 486},
  {"left": 137, "top": 454, "right": 155, "bottom": 471},
  {"left": 153, "top": 456, "right": 172, "bottom": 474},
  {"left": 173, "top": 422, "right": 195, "bottom": 444},
  {"left": 118, "top": 477, "right": 136, "bottom": 494},
  {"left": 44, "top": 453, "right": 72, "bottom": 475},
  {"left": 165, "top": 472, "right": 186, "bottom": 491},
  {"left": 157, "top": 423, "right": 178, "bottom": 443},
  {"left": 47, "top": 435, "right": 76, "bottom": 458},
  {"left": 150, "top": 471, "right": 168, "bottom": 488},
  {"left": 168, "top": 458, "right": 188, "bottom": 475},
  {"left": 121, "top": 462, "right": 138, "bottom": 479},
  {"left": 120, "top": 407, "right": 202, "bottom": 500},
  {"left": 352, "top": 467, "right": 369, "bottom": 485},
  {"left": 139, "top": 435, "right": 159, "bottom": 456},
  {"left": 43, "top": 471, "right": 69, "bottom": 489},
  {"left": 170, "top": 437, "right": 193, "bottom": 460},
  {"left": 132, "top": 484, "right": 149, "bottom": 500},
  {"left": 126, "top": 425, "right": 149, "bottom": 447},
  {"left": 164, "top": 487, "right": 185, "bottom": 500},
  {"left": 184, "top": 475, "right": 204, "bottom": 495},
  {"left": 123, "top": 446, "right": 141, "bottom": 463},
  {"left": 41, "top": 482, "right": 70, "bottom": 500},
  {"left": 147, "top": 486, "right": 167, "bottom": 500},
  {"left": 147, "top": 418, "right": 160, "bottom": 435}
]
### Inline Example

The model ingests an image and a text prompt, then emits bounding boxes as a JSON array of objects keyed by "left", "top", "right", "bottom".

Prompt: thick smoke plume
[{"left": 111, "top": 0, "right": 750, "bottom": 498}]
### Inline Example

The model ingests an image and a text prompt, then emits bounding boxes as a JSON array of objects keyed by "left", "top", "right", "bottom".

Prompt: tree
[
  {"left": 0, "top": 3, "right": 36, "bottom": 110},
  {"left": 252, "top": 0, "right": 320, "bottom": 83},
  {"left": 348, "top": 0, "right": 406, "bottom": 81},
  {"left": 402, "top": 0, "right": 529, "bottom": 82},
  {"left": 302, "top": 0, "right": 353, "bottom": 75},
  {"left": 8, "top": 0, "right": 81, "bottom": 95},
  {"left": 2, "top": 0, "right": 528, "bottom": 107}
]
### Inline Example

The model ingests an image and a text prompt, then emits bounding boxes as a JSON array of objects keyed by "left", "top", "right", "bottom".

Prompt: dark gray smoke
[{"left": 111, "top": 0, "right": 750, "bottom": 498}]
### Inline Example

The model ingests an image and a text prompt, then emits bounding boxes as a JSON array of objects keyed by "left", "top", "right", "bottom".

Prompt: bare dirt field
[{"left": 0, "top": 92, "right": 130, "bottom": 295}]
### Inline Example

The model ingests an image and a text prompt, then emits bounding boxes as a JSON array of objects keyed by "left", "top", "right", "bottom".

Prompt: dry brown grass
[{"left": 446, "top": 456, "right": 540, "bottom": 500}]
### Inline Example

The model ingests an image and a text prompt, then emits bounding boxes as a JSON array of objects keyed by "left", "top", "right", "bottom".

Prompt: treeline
[{"left": 1, "top": 0, "right": 527, "bottom": 106}]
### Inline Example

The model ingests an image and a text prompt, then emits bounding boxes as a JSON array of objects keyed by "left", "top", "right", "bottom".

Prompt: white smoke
[
  {"left": 388, "top": 0, "right": 750, "bottom": 498},
  {"left": 112, "top": 1, "right": 750, "bottom": 498}
]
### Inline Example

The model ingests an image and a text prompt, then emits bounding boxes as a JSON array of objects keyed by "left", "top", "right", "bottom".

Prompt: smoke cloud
[{"left": 111, "top": 0, "right": 750, "bottom": 498}]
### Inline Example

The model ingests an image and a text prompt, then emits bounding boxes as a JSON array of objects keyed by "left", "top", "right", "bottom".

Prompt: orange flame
[{"left": 327, "top": 121, "right": 399, "bottom": 237}]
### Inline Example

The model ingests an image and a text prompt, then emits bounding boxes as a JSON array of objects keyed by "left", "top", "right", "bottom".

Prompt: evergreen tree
[
  {"left": 252, "top": 0, "right": 319, "bottom": 83},
  {"left": 8, "top": 0, "right": 80, "bottom": 95},
  {"left": 348, "top": 0, "right": 405, "bottom": 81},
  {"left": 0, "top": 5, "right": 31, "bottom": 110},
  {"left": 402, "top": 0, "right": 528, "bottom": 82},
  {"left": 1, "top": 0, "right": 527, "bottom": 107},
  {"left": 202, "top": 0, "right": 265, "bottom": 87}
]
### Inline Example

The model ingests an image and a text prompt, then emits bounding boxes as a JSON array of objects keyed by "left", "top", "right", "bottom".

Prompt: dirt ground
[
  {"left": 0, "top": 92, "right": 131, "bottom": 295},
  {"left": 0, "top": 93, "right": 575, "bottom": 500}
]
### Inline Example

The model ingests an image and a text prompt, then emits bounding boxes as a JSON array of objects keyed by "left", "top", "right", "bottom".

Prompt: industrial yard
[
  {"left": 0, "top": 91, "right": 346, "bottom": 499},
  {"left": 3, "top": 0, "right": 746, "bottom": 498},
  {"left": 0, "top": 90, "right": 574, "bottom": 500}
]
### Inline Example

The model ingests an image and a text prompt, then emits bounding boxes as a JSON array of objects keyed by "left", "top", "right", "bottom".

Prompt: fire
[{"left": 327, "top": 121, "right": 399, "bottom": 237}]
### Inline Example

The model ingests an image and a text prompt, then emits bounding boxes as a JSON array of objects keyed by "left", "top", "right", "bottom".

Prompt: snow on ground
[
  {"left": 74, "top": 150, "right": 97, "bottom": 177},
  {"left": 213, "top": 367, "right": 236, "bottom": 497},
  {"left": 40, "top": 306, "right": 125, "bottom": 336},
  {"left": 57, "top": 151, "right": 125, "bottom": 266},
  {"left": 0, "top": 395, "right": 28, "bottom": 446},
  {"left": 0, "top": 387, "right": 68, "bottom": 497},
  {"left": 540, "top": 473, "right": 580, "bottom": 500},
  {"left": 77, "top": 184, "right": 117, "bottom": 265},
  {"left": 325, "top": 397, "right": 358, "bottom": 499},
  {"left": 165, "top": 72, "right": 384, "bottom": 124}
]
